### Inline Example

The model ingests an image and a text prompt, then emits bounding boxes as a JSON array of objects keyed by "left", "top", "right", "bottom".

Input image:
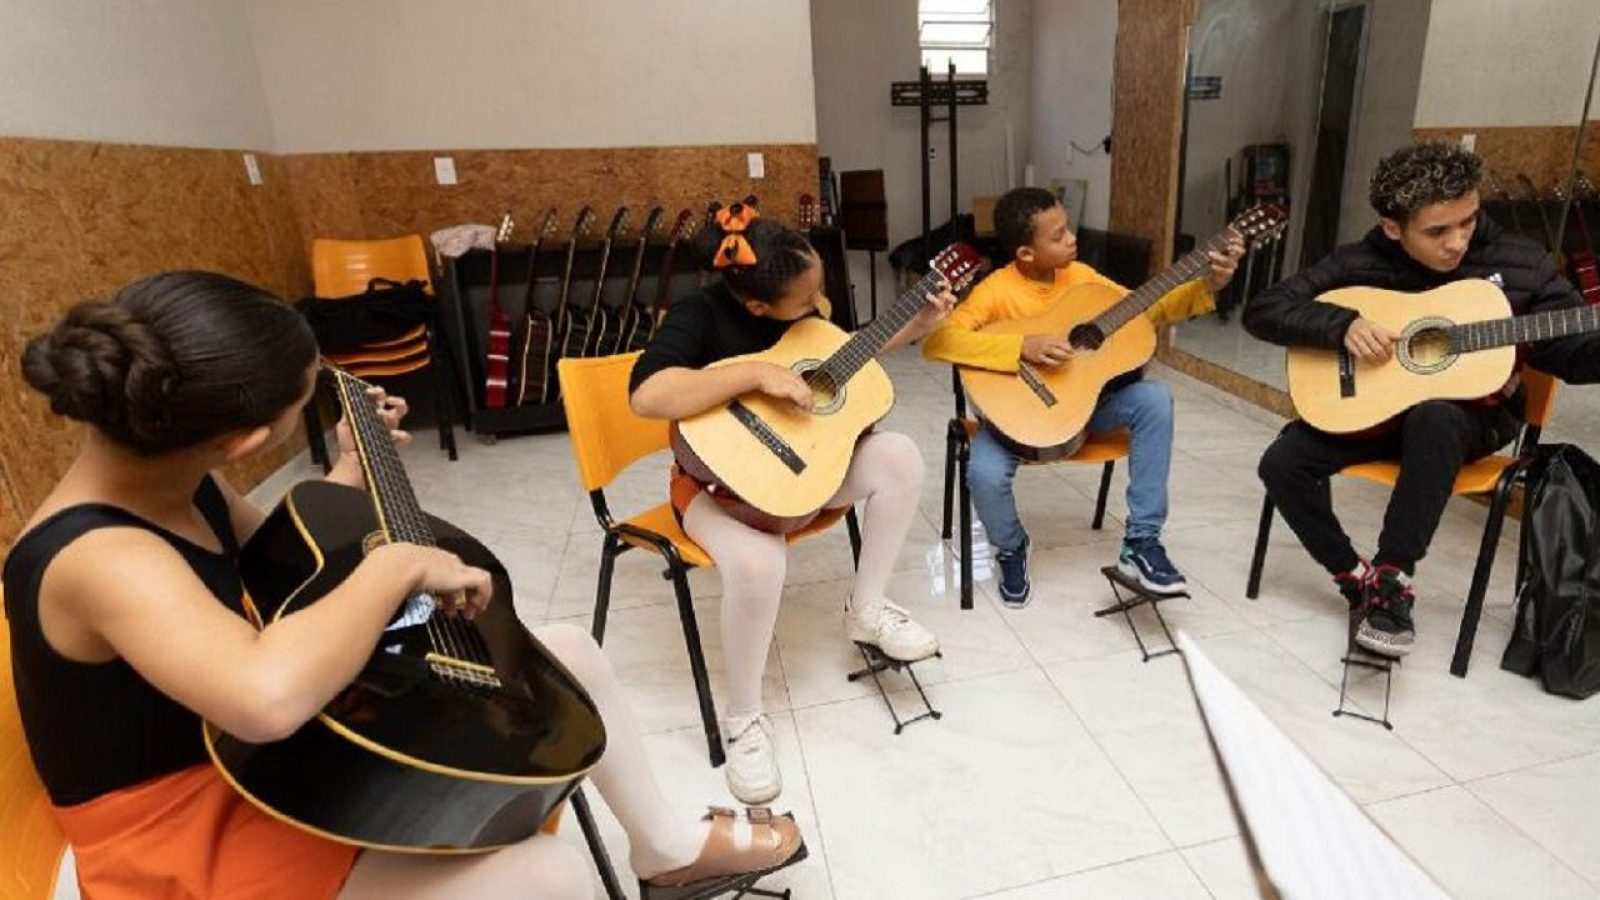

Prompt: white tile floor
[{"left": 247, "top": 353, "right": 1600, "bottom": 900}]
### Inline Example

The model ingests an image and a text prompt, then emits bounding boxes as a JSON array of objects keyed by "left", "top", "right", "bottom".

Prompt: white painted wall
[
  {"left": 1415, "top": 0, "right": 1600, "bottom": 128},
  {"left": 810, "top": 0, "right": 1031, "bottom": 316},
  {"left": 1029, "top": 0, "right": 1115, "bottom": 231},
  {"left": 244, "top": 0, "right": 818, "bottom": 153},
  {"left": 1337, "top": 0, "right": 1430, "bottom": 244},
  {"left": 0, "top": 0, "right": 275, "bottom": 149}
]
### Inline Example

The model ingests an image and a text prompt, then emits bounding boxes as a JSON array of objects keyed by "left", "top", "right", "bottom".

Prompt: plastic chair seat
[
  {"left": 954, "top": 417, "right": 1130, "bottom": 463},
  {"left": 1341, "top": 454, "right": 1517, "bottom": 496}
]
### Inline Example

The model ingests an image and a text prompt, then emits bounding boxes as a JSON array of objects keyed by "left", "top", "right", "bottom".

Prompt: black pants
[{"left": 1257, "top": 400, "right": 1521, "bottom": 575}]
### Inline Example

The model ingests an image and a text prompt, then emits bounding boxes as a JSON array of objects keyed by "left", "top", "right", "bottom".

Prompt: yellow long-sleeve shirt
[{"left": 922, "top": 261, "right": 1215, "bottom": 373}]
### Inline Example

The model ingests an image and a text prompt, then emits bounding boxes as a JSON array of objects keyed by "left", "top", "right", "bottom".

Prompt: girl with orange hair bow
[{"left": 628, "top": 201, "right": 958, "bottom": 805}]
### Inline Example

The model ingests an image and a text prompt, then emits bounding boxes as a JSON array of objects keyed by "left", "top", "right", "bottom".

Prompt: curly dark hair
[
  {"left": 691, "top": 202, "right": 816, "bottom": 303},
  {"left": 1369, "top": 142, "right": 1483, "bottom": 222},
  {"left": 994, "top": 187, "right": 1063, "bottom": 262},
  {"left": 23, "top": 271, "right": 318, "bottom": 455}
]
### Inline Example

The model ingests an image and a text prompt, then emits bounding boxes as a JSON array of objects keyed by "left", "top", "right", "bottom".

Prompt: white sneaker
[
  {"left": 845, "top": 598, "right": 940, "bottom": 662},
  {"left": 722, "top": 713, "right": 781, "bottom": 804}
]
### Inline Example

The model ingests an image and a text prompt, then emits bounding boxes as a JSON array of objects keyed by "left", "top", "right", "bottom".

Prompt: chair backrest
[
  {"left": 558, "top": 353, "right": 668, "bottom": 492},
  {"left": 312, "top": 236, "right": 433, "bottom": 298},
  {"left": 1523, "top": 368, "right": 1559, "bottom": 429},
  {"left": 0, "top": 591, "right": 68, "bottom": 900}
]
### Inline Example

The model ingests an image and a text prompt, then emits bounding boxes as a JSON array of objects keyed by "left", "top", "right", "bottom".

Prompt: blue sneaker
[
  {"left": 994, "top": 537, "right": 1031, "bottom": 608},
  {"left": 1118, "top": 538, "right": 1187, "bottom": 595}
]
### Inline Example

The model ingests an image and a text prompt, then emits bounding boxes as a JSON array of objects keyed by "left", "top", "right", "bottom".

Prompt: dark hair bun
[{"left": 22, "top": 299, "right": 176, "bottom": 443}]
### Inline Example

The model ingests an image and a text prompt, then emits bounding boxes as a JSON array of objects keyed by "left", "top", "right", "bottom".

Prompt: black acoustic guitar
[
  {"left": 606, "top": 206, "right": 665, "bottom": 356},
  {"left": 542, "top": 206, "right": 596, "bottom": 404},
  {"left": 205, "top": 368, "right": 607, "bottom": 852},
  {"left": 562, "top": 206, "right": 630, "bottom": 360}
]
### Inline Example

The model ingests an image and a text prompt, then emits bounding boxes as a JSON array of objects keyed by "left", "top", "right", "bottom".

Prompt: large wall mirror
[{"left": 1167, "top": 0, "right": 1600, "bottom": 445}]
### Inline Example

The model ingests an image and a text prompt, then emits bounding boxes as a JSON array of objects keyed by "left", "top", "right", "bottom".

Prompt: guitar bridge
[
  {"left": 1337, "top": 349, "right": 1356, "bottom": 398},
  {"left": 1017, "top": 363, "right": 1058, "bottom": 407},
  {"left": 425, "top": 653, "right": 504, "bottom": 690},
  {"left": 729, "top": 401, "right": 806, "bottom": 474}
]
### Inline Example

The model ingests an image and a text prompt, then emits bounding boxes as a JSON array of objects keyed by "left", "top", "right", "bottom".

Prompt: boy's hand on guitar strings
[
  {"left": 750, "top": 362, "right": 814, "bottom": 410},
  {"left": 1203, "top": 237, "right": 1247, "bottom": 293},
  {"left": 1344, "top": 316, "right": 1399, "bottom": 363},
  {"left": 1022, "top": 334, "right": 1076, "bottom": 367}
]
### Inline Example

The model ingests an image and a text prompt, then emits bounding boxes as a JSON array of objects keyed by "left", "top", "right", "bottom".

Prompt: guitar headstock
[
  {"left": 607, "top": 206, "right": 631, "bottom": 240},
  {"left": 667, "top": 209, "right": 696, "bottom": 245},
  {"left": 1552, "top": 179, "right": 1569, "bottom": 203},
  {"left": 1488, "top": 169, "right": 1515, "bottom": 202},
  {"left": 931, "top": 243, "right": 982, "bottom": 293},
  {"left": 537, "top": 207, "right": 560, "bottom": 241},
  {"left": 1226, "top": 203, "right": 1288, "bottom": 250},
  {"left": 495, "top": 211, "right": 515, "bottom": 244},
  {"left": 640, "top": 206, "right": 666, "bottom": 241},
  {"left": 797, "top": 193, "right": 817, "bottom": 232},
  {"left": 572, "top": 205, "right": 597, "bottom": 241},
  {"left": 1516, "top": 173, "right": 1542, "bottom": 202},
  {"left": 1576, "top": 172, "right": 1598, "bottom": 201}
]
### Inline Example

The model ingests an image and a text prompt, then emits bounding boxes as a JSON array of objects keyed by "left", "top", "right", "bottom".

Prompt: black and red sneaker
[
  {"left": 1355, "top": 565, "right": 1416, "bottom": 657},
  {"left": 1332, "top": 559, "right": 1373, "bottom": 613}
]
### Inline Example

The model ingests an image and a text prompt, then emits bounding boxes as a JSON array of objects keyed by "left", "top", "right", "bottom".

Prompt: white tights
[
  {"left": 341, "top": 624, "right": 704, "bottom": 899},
  {"left": 681, "top": 430, "right": 925, "bottom": 720}
]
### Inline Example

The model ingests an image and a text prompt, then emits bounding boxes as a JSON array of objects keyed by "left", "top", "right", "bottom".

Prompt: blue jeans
[{"left": 968, "top": 378, "right": 1174, "bottom": 552}]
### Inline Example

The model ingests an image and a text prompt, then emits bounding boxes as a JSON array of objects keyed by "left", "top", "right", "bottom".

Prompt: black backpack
[{"left": 1502, "top": 443, "right": 1600, "bottom": 699}]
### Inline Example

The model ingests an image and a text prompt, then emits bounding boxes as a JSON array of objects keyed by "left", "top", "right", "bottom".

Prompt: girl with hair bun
[
  {"left": 6, "top": 270, "right": 808, "bottom": 899},
  {"left": 630, "top": 200, "right": 958, "bottom": 805}
]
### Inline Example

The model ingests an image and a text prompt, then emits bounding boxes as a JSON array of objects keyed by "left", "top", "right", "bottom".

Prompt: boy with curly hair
[{"left": 1246, "top": 141, "right": 1600, "bottom": 656}]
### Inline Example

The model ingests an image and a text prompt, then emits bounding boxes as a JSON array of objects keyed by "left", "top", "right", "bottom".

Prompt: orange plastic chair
[
  {"left": 305, "top": 236, "right": 460, "bottom": 465},
  {"left": 559, "top": 353, "right": 860, "bottom": 767},
  {"left": 942, "top": 367, "right": 1130, "bottom": 609},
  {"left": 1246, "top": 370, "right": 1559, "bottom": 677},
  {"left": 0, "top": 592, "right": 70, "bottom": 900}
]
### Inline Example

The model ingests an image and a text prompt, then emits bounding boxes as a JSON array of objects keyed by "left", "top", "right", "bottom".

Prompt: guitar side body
[
  {"left": 959, "top": 282, "right": 1155, "bottom": 458},
  {"left": 208, "top": 480, "right": 606, "bottom": 852},
  {"left": 673, "top": 317, "right": 894, "bottom": 525},
  {"left": 515, "top": 314, "right": 554, "bottom": 406},
  {"left": 484, "top": 311, "right": 512, "bottom": 409},
  {"left": 1286, "top": 281, "right": 1517, "bottom": 433}
]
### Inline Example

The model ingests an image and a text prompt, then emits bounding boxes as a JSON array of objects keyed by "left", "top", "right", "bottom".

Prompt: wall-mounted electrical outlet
[
  {"left": 747, "top": 152, "right": 765, "bottom": 179},
  {"left": 1460, "top": 133, "right": 1477, "bottom": 153},
  {"left": 242, "top": 153, "right": 263, "bottom": 186},
  {"left": 434, "top": 156, "right": 458, "bottom": 185}
]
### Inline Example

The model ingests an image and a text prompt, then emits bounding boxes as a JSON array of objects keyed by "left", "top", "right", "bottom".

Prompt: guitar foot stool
[
  {"left": 1097, "top": 566, "right": 1184, "bottom": 662},
  {"left": 1333, "top": 624, "right": 1399, "bottom": 730},
  {"left": 846, "top": 643, "right": 943, "bottom": 735}
]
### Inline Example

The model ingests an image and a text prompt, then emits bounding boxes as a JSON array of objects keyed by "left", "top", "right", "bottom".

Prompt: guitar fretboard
[
  {"left": 335, "top": 371, "right": 436, "bottom": 548},
  {"left": 1091, "top": 230, "right": 1237, "bottom": 336},
  {"left": 816, "top": 267, "right": 950, "bottom": 386},
  {"left": 1448, "top": 303, "right": 1600, "bottom": 353}
]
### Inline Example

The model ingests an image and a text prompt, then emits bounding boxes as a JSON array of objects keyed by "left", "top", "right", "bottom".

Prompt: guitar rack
[
  {"left": 1096, "top": 566, "right": 1183, "bottom": 662},
  {"left": 441, "top": 239, "right": 699, "bottom": 440}
]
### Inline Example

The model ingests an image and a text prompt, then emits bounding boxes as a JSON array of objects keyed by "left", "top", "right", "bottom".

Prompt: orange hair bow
[{"left": 713, "top": 202, "right": 760, "bottom": 268}]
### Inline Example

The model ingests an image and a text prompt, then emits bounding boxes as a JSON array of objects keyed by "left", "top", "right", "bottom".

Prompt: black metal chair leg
[
  {"left": 1246, "top": 495, "right": 1274, "bottom": 600},
  {"left": 571, "top": 788, "right": 626, "bottom": 900},
  {"left": 592, "top": 533, "right": 621, "bottom": 643},
  {"left": 958, "top": 439, "right": 974, "bottom": 611},
  {"left": 941, "top": 421, "right": 959, "bottom": 540},
  {"left": 1092, "top": 461, "right": 1114, "bottom": 530},
  {"left": 1452, "top": 469, "right": 1516, "bottom": 677},
  {"left": 846, "top": 507, "right": 862, "bottom": 566},
  {"left": 668, "top": 563, "right": 725, "bottom": 767},
  {"left": 432, "top": 356, "right": 459, "bottom": 461}
]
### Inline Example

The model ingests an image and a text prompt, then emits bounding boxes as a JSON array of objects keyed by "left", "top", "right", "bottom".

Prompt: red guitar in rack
[
  {"left": 1568, "top": 173, "right": 1600, "bottom": 305},
  {"left": 482, "top": 213, "right": 516, "bottom": 409}
]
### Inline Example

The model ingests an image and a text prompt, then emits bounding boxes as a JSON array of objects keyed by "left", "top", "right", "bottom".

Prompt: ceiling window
[{"left": 919, "top": 0, "right": 992, "bottom": 76}]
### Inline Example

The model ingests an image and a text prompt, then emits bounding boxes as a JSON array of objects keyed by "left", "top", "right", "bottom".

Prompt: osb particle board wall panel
[
  {"left": 1109, "top": 0, "right": 1196, "bottom": 279},
  {"left": 0, "top": 137, "right": 310, "bottom": 550},
  {"left": 283, "top": 144, "right": 819, "bottom": 255},
  {"left": 1413, "top": 126, "right": 1584, "bottom": 193}
]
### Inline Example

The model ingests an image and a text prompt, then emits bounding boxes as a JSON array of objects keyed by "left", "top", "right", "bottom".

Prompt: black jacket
[{"left": 1242, "top": 212, "right": 1600, "bottom": 385}]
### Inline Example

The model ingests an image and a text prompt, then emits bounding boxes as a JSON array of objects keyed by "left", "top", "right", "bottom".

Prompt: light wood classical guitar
[
  {"left": 960, "top": 205, "right": 1287, "bottom": 460},
  {"left": 673, "top": 243, "right": 982, "bottom": 532},
  {"left": 1287, "top": 279, "right": 1600, "bottom": 433},
  {"left": 206, "top": 369, "right": 605, "bottom": 851}
]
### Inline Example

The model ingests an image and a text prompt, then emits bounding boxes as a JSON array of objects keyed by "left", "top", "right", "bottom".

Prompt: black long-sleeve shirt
[{"left": 1243, "top": 212, "right": 1600, "bottom": 387}]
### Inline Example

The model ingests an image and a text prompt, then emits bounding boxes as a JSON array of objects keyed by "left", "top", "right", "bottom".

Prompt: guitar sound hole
[
  {"left": 1068, "top": 323, "right": 1105, "bottom": 351},
  {"left": 1406, "top": 327, "right": 1452, "bottom": 367},
  {"left": 804, "top": 369, "right": 841, "bottom": 412}
]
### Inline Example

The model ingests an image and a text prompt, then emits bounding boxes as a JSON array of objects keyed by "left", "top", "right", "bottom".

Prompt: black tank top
[{"left": 2, "top": 476, "right": 246, "bottom": 806}]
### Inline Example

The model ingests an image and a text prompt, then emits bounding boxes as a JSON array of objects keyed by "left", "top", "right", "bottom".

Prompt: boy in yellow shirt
[{"left": 923, "top": 187, "right": 1242, "bottom": 604}]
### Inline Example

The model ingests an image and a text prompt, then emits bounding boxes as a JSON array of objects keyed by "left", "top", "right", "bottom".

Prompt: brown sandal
[{"left": 638, "top": 806, "right": 808, "bottom": 900}]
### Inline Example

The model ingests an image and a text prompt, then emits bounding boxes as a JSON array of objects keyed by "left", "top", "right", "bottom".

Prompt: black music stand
[{"left": 839, "top": 169, "right": 889, "bottom": 324}]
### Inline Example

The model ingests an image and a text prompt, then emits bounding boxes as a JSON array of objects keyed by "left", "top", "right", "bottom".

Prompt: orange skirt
[{"left": 53, "top": 764, "right": 358, "bottom": 900}]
